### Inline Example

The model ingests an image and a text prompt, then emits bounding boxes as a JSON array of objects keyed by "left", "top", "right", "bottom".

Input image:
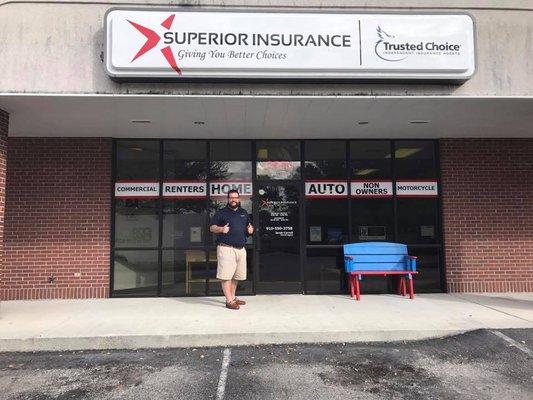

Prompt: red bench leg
[
  {"left": 355, "top": 274, "right": 361, "bottom": 301},
  {"left": 348, "top": 274, "right": 355, "bottom": 299},
  {"left": 398, "top": 278, "right": 406, "bottom": 296},
  {"left": 408, "top": 274, "right": 414, "bottom": 299}
]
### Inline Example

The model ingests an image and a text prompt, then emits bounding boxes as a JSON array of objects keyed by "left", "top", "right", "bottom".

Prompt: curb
[{"left": 0, "top": 329, "right": 466, "bottom": 352}]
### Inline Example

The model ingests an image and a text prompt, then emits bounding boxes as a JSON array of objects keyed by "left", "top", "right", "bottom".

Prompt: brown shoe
[
  {"left": 225, "top": 300, "right": 240, "bottom": 310},
  {"left": 234, "top": 297, "right": 246, "bottom": 306}
]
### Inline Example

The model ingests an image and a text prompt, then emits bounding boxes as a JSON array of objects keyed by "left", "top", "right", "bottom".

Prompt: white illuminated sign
[{"left": 105, "top": 9, "right": 475, "bottom": 80}]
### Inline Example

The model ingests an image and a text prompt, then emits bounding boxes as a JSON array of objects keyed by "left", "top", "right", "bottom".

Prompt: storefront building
[{"left": 0, "top": 1, "right": 531, "bottom": 299}]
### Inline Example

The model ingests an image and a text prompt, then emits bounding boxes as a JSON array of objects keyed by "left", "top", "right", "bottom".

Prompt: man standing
[{"left": 210, "top": 189, "right": 254, "bottom": 310}]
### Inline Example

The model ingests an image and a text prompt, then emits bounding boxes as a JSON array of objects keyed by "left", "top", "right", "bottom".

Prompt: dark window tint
[
  {"left": 397, "top": 199, "right": 439, "bottom": 244},
  {"left": 350, "top": 141, "right": 391, "bottom": 178},
  {"left": 351, "top": 199, "right": 394, "bottom": 242},
  {"left": 164, "top": 141, "right": 206, "bottom": 180},
  {"left": 306, "top": 199, "right": 348, "bottom": 245},
  {"left": 305, "top": 248, "right": 344, "bottom": 293},
  {"left": 394, "top": 140, "right": 436, "bottom": 178},
  {"left": 116, "top": 140, "right": 159, "bottom": 180},
  {"left": 305, "top": 141, "right": 346, "bottom": 179}
]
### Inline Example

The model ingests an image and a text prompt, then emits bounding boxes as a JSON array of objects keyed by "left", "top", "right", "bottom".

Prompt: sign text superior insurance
[{"left": 105, "top": 10, "right": 475, "bottom": 80}]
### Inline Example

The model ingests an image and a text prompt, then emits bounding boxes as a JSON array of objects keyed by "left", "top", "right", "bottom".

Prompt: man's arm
[
  {"left": 209, "top": 211, "right": 229, "bottom": 234},
  {"left": 210, "top": 224, "right": 229, "bottom": 234}
]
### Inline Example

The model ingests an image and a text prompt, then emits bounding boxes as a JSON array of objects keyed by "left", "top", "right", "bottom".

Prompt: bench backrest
[{"left": 343, "top": 242, "right": 414, "bottom": 272}]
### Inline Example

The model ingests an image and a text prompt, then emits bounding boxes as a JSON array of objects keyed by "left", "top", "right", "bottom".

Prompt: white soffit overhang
[{"left": 0, "top": 95, "right": 531, "bottom": 139}]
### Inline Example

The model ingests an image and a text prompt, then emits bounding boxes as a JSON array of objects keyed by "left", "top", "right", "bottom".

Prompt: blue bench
[{"left": 343, "top": 242, "right": 418, "bottom": 300}]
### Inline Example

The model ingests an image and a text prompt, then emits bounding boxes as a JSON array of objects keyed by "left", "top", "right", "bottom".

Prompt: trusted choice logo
[
  {"left": 127, "top": 13, "right": 182, "bottom": 75},
  {"left": 374, "top": 26, "right": 407, "bottom": 62}
]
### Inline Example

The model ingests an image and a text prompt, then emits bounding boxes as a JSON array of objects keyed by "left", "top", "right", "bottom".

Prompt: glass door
[{"left": 255, "top": 182, "right": 302, "bottom": 293}]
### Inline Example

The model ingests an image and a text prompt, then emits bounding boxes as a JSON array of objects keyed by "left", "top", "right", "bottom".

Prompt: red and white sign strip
[
  {"left": 115, "top": 181, "right": 160, "bottom": 199},
  {"left": 396, "top": 180, "right": 438, "bottom": 198},
  {"left": 210, "top": 181, "right": 253, "bottom": 198},
  {"left": 351, "top": 180, "right": 393, "bottom": 198},
  {"left": 305, "top": 181, "right": 348, "bottom": 198},
  {"left": 163, "top": 181, "right": 206, "bottom": 199}
]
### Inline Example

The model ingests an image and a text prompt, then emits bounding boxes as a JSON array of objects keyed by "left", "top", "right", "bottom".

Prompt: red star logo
[{"left": 127, "top": 14, "right": 182, "bottom": 75}]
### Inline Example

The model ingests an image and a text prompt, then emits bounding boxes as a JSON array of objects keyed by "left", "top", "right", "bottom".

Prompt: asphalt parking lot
[{"left": 0, "top": 329, "right": 531, "bottom": 400}]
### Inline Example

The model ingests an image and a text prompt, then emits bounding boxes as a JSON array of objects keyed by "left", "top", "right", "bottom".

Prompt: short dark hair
[{"left": 227, "top": 189, "right": 239, "bottom": 198}]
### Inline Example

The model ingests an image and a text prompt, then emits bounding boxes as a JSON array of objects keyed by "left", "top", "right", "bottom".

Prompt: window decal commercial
[
  {"left": 105, "top": 9, "right": 475, "bottom": 80},
  {"left": 115, "top": 181, "right": 160, "bottom": 199}
]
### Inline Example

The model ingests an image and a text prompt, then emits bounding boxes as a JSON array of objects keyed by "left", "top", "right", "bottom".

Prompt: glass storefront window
[
  {"left": 394, "top": 140, "right": 437, "bottom": 178},
  {"left": 161, "top": 249, "right": 206, "bottom": 296},
  {"left": 116, "top": 140, "right": 159, "bottom": 180},
  {"left": 306, "top": 199, "right": 348, "bottom": 245},
  {"left": 305, "top": 248, "right": 344, "bottom": 293},
  {"left": 305, "top": 141, "right": 346, "bottom": 179},
  {"left": 112, "top": 139, "right": 443, "bottom": 296},
  {"left": 351, "top": 199, "right": 394, "bottom": 242},
  {"left": 113, "top": 250, "right": 158, "bottom": 296},
  {"left": 350, "top": 141, "right": 391, "bottom": 178},
  {"left": 164, "top": 140, "right": 206, "bottom": 180},
  {"left": 256, "top": 141, "right": 301, "bottom": 180},
  {"left": 114, "top": 199, "right": 159, "bottom": 248},
  {"left": 162, "top": 200, "right": 206, "bottom": 247},
  {"left": 408, "top": 247, "right": 441, "bottom": 292},
  {"left": 397, "top": 199, "right": 439, "bottom": 244}
]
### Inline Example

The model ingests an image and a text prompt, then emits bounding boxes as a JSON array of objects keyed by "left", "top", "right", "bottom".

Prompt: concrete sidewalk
[{"left": 0, "top": 293, "right": 532, "bottom": 352}]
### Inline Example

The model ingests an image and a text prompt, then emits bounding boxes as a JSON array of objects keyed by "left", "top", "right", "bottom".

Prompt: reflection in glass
[
  {"left": 164, "top": 140, "right": 206, "bottom": 180},
  {"left": 116, "top": 140, "right": 160, "bottom": 180},
  {"left": 163, "top": 200, "right": 206, "bottom": 247},
  {"left": 350, "top": 141, "right": 391, "bottom": 178},
  {"left": 256, "top": 141, "right": 301, "bottom": 180},
  {"left": 113, "top": 250, "right": 158, "bottom": 295},
  {"left": 161, "top": 249, "right": 206, "bottom": 296},
  {"left": 115, "top": 199, "right": 159, "bottom": 248},
  {"left": 306, "top": 199, "right": 348, "bottom": 244},
  {"left": 394, "top": 140, "right": 436, "bottom": 178}
]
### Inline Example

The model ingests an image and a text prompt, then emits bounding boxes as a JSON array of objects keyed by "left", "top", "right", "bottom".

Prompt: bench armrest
[
  {"left": 344, "top": 256, "right": 354, "bottom": 260},
  {"left": 405, "top": 255, "right": 417, "bottom": 272}
]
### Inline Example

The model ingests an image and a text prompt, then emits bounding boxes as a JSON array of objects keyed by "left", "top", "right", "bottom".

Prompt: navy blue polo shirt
[{"left": 210, "top": 206, "right": 251, "bottom": 248}]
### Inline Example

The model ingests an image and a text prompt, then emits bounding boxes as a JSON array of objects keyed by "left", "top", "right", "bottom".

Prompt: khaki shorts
[{"left": 216, "top": 245, "right": 247, "bottom": 281}]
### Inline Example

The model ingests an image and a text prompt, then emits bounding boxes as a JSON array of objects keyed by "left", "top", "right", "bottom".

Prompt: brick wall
[
  {"left": 441, "top": 138, "right": 533, "bottom": 293},
  {"left": 0, "top": 110, "right": 8, "bottom": 293},
  {"left": 0, "top": 137, "right": 112, "bottom": 300}
]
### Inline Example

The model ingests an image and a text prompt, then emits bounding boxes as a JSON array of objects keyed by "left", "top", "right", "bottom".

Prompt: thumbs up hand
[{"left": 221, "top": 223, "right": 230, "bottom": 234}]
